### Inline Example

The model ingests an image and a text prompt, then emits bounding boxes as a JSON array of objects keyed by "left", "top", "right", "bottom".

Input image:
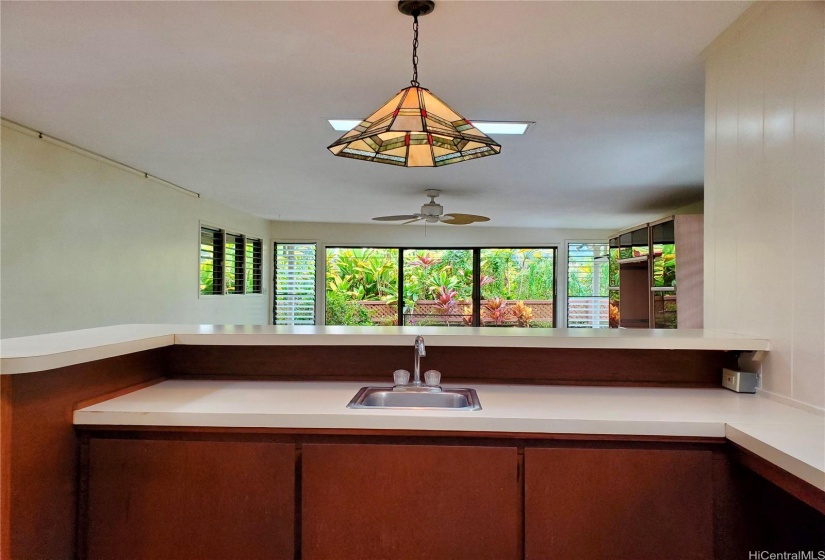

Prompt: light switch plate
[{"left": 722, "top": 368, "right": 758, "bottom": 393}]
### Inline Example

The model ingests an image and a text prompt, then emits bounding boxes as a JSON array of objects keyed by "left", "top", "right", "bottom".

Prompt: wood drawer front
[
  {"left": 302, "top": 443, "right": 521, "bottom": 560},
  {"left": 525, "top": 447, "right": 713, "bottom": 560},
  {"left": 86, "top": 438, "right": 295, "bottom": 560}
]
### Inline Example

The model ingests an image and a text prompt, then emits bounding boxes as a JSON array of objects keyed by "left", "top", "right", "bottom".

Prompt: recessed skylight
[
  {"left": 471, "top": 121, "right": 532, "bottom": 135},
  {"left": 328, "top": 119, "right": 363, "bottom": 131},
  {"left": 328, "top": 119, "right": 532, "bottom": 135}
]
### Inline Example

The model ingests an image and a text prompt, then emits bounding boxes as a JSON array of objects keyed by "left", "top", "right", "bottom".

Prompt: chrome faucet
[
  {"left": 392, "top": 336, "right": 440, "bottom": 392},
  {"left": 413, "top": 335, "right": 426, "bottom": 386}
]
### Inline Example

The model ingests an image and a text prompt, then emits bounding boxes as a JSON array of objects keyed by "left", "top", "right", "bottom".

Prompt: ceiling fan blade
[
  {"left": 372, "top": 214, "right": 418, "bottom": 222},
  {"left": 401, "top": 217, "right": 425, "bottom": 225},
  {"left": 441, "top": 213, "right": 491, "bottom": 225}
]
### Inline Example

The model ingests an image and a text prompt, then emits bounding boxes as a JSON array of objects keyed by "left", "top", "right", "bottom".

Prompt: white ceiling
[{"left": 1, "top": 1, "right": 750, "bottom": 230}]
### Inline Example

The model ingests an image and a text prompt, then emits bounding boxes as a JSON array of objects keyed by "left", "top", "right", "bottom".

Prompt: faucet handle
[
  {"left": 393, "top": 369, "right": 411, "bottom": 386},
  {"left": 424, "top": 370, "right": 441, "bottom": 387}
]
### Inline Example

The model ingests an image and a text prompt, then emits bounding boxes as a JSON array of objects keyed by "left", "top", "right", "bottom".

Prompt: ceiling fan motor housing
[{"left": 421, "top": 201, "right": 443, "bottom": 217}]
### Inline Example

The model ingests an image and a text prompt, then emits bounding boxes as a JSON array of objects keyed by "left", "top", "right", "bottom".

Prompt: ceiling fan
[{"left": 372, "top": 190, "right": 490, "bottom": 226}]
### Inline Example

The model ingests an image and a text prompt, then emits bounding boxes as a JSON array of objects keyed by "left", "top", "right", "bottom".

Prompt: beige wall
[
  {"left": 1, "top": 124, "right": 271, "bottom": 338},
  {"left": 270, "top": 220, "right": 613, "bottom": 327},
  {"left": 704, "top": 2, "right": 825, "bottom": 410}
]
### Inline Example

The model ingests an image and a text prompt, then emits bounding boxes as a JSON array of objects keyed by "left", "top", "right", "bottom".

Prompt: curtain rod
[{"left": 1, "top": 118, "right": 200, "bottom": 199}]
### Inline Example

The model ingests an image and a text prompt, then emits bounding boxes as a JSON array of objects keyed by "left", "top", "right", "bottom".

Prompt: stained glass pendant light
[{"left": 327, "top": 0, "right": 501, "bottom": 167}]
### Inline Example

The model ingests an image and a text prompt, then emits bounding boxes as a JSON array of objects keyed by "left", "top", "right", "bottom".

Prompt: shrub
[{"left": 325, "top": 292, "right": 372, "bottom": 326}]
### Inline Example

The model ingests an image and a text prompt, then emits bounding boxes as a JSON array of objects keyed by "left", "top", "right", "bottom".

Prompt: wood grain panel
[
  {"left": 169, "top": 345, "right": 735, "bottom": 387},
  {"left": 302, "top": 443, "right": 520, "bottom": 560},
  {"left": 2, "top": 348, "right": 167, "bottom": 560},
  {"left": 728, "top": 442, "right": 825, "bottom": 514},
  {"left": 85, "top": 438, "right": 295, "bottom": 560},
  {"left": 525, "top": 447, "right": 713, "bottom": 560},
  {"left": 715, "top": 446, "right": 825, "bottom": 557},
  {"left": 675, "top": 214, "right": 704, "bottom": 328},
  {"left": 712, "top": 449, "right": 748, "bottom": 560},
  {"left": 619, "top": 266, "right": 650, "bottom": 328},
  {"left": 77, "top": 425, "right": 726, "bottom": 446},
  {"left": 0, "top": 376, "right": 11, "bottom": 560}
]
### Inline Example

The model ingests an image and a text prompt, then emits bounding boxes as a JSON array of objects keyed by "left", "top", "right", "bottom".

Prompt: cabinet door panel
[
  {"left": 302, "top": 443, "right": 520, "bottom": 560},
  {"left": 87, "top": 439, "right": 295, "bottom": 560},
  {"left": 525, "top": 448, "right": 713, "bottom": 560}
]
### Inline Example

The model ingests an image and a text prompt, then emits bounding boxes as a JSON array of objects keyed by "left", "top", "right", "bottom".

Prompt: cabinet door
[
  {"left": 302, "top": 443, "right": 520, "bottom": 560},
  {"left": 525, "top": 448, "right": 712, "bottom": 560},
  {"left": 86, "top": 438, "right": 295, "bottom": 560}
]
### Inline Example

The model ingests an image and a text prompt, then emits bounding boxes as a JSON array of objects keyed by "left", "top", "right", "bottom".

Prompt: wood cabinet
[
  {"left": 301, "top": 443, "right": 521, "bottom": 560},
  {"left": 84, "top": 438, "right": 295, "bottom": 560},
  {"left": 609, "top": 215, "right": 703, "bottom": 329},
  {"left": 524, "top": 447, "right": 713, "bottom": 560},
  {"left": 77, "top": 431, "right": 821, "bottom": 560}
]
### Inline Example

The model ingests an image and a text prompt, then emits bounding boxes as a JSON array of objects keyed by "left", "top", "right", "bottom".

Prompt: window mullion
[{"left": 472, "top": 248, "right": 481, "bottom": 327}]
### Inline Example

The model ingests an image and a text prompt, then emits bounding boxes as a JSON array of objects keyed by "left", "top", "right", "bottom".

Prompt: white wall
[
  {"left": 704, "top": 2, "right": 825, "bottom": 410},
  {"left": 270, "top": 220, "right": 613, "bottom": 327},
  {"left": 1, "top": 124, "right": 271, "bottom": 338}
]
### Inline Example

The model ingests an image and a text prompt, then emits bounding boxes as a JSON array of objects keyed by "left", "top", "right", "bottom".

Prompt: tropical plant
[
  {"left": 511, "top": 301, "right": 534, "bottom": 327},
  {"left": 480, "top": 249, "right": 554, "bottom": 301},
  {"left": 461, "top": 305, "right": 474, "bottom": 326},
  {"left": 325, "top": 248, "right": 399, "bottom": 326},
  {"left": 326, "top": 248, "right": 398, "bottom": 301},
  {"left": 428, "top": 269, "right": 470, "bottom": 298},
  {"left": 609, "top": 248, "right": 620, "bottom": 287},
  {"left": 609, "top": 302, "right": 620, "bottom": 328},
  {"left": 652, "top": 244, "right": 676, "bottom": 287},
  {"left": 434, "top": 286, "right": 459, "bottom": 315},
  {"left": 407, "top": 252, "right": 440, "bottom": 269},
  {"left": 482, "top": 297, "right": 513, "bottom": 325},
  {"left": 402, "top": 250, "right": 473, "bottom": 312}
]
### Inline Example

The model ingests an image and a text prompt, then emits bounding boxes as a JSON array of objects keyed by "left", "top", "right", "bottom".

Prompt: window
[
  {"left": 480, "top": 249, "right": 556, "bottom": 327},
  {"left": 200, "top": 227, "right": 223, "bottom": 295},
  {"left": 225, "top": 233, "right": 244, "bottom": 294},
  {"left": 567, "top": 242, "right": 609, "bottom": 328},
  {"left": 245, "top": 238, "right": 263, "bottom": 294},
  {"left": 320, "top": 247, "right": 557, "bottom": 327},
  {"left": 274, "top": 243, "right": 316, "bottom": 325},
  {"left": 403, "top": 249, "right": 473, "bottom": 326},
  {"left": 199, "top": 226, "right": 262, "bottom": 296},
  {"left": 326, "top": 248, "right": 399, "bottom": 326}
]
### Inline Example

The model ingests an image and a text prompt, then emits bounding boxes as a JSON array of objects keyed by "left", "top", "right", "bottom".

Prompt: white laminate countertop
[
  {"left": 74, "top": 380, "right": 824, "bottom": 492},
  {"left": 1, "top": 324, "right": 770, "bottom": 374}
]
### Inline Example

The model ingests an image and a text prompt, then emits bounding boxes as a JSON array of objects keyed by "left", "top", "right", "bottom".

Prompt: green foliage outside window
[
  {"left": 325, "top": 247, "right": 557, "bottom": 327},
  {"left": 480, "top": 249, "right": 555, "bottom": 300},
  {"left": 653, "top": 244, "right": 676, "bottom": 287},
  {"left": 200, "top": 258, "right": 214, "bottom": 294}
]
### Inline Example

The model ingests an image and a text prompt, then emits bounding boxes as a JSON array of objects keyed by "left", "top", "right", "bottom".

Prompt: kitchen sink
[{"left": 347, "top": 387, "right": 482, "bottom": 411}]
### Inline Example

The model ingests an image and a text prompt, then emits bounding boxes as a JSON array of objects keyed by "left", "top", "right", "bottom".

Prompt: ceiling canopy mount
[{"left": 397, "top": 1, "right": 435, "bottom": 18}]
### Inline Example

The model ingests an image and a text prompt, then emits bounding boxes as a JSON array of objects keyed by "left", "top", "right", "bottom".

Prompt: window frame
[
  {"left": 198, "top": 223, "right": 264, "bottom": 298},
  {"left": 273, "top": 242, "right": 318, "bottom": 325},
  {"left": 565, "top": 241, "right": 610, "bottom": 329},
  {"left": 199, "top": 225, "right": 225, "bottom": 296},
  {"left": 245, "top": 237, "right": 264, "bottom": 294},
  {"left": 321, "top": 245, "right": 558, "bottom": 327}
]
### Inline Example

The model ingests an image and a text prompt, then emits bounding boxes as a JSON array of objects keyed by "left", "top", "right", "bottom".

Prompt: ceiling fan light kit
[
  {"left": 373, "top": 190, "right": 491, "bottom": 226},
  {"left": 327, "top": 0, "right": 501, "bottom": 168}
]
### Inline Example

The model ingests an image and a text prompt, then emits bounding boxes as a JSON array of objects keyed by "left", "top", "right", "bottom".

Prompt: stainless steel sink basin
[{"left": 347, "top": 387, "right": 482, "bottom": 411}]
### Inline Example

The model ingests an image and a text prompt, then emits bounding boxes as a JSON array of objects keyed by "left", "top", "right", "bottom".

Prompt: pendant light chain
[{"left": 411, "top": 13, "right": 420, "bottom": 87}]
